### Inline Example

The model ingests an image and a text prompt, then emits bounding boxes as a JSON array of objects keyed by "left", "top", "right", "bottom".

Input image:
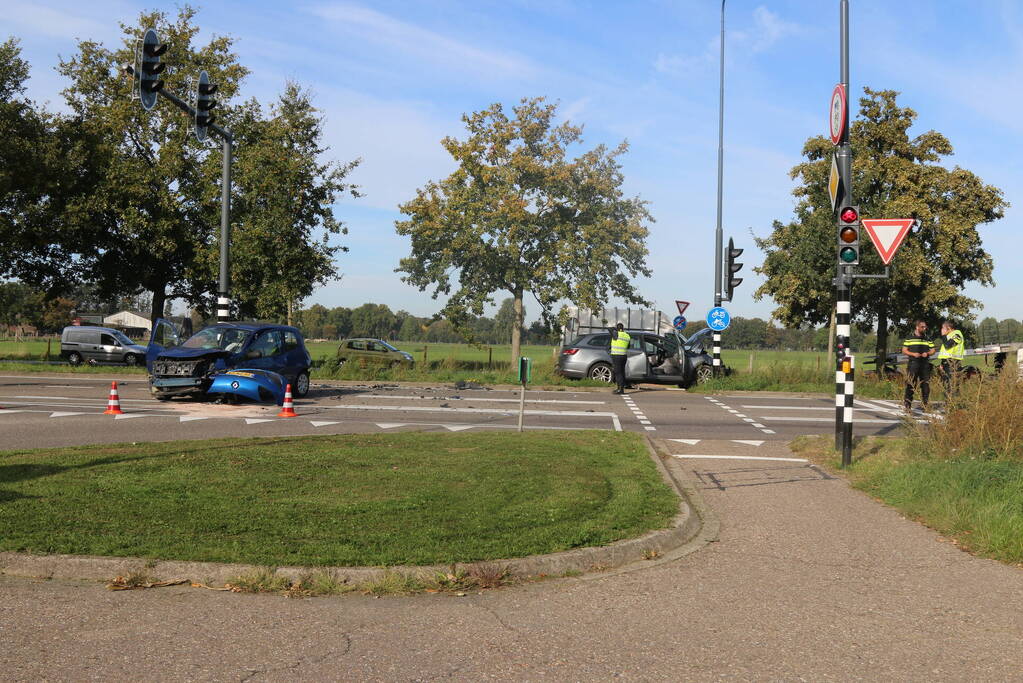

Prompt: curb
[{"left": 0, "top": 437, "right": 715, "bottom": 587}]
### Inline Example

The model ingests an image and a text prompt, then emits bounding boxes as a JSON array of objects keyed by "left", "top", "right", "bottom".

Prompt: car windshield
[
  {"left": 181, "top": 326, "right": 251, "bottom": 352},
  {"left": 379, "top": 341, "right": 398, "bottom": 352}
]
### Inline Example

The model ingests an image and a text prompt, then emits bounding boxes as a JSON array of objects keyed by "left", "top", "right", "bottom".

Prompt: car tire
[
  {"left": 68, "top": 351, "right": 83, "bottom": 366},
  {"left": 336, "top": 357, "right": 346, "bottom": 369},
  {"left": 696, "top": 364, "right": 714, "bottom": 384},
  {"left": 293, "top": 371, "right": 310, "bottom": 398},
  {"left": 588, "top": 362, "right": 614, "bottom": 383},
  {"left": 124, "top": 354, "right": 140, "bottom": 367}
]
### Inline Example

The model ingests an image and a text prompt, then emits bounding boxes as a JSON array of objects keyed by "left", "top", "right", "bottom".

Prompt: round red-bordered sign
[{"left": 829, "top": 83, "right": 846, "bottom": 145}]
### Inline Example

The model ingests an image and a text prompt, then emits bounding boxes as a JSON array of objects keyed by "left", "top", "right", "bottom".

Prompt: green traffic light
[{"left": 839, "top": 246, "right": 858, "bottom": 263}]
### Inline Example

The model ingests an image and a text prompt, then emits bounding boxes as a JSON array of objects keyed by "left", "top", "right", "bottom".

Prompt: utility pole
[{"left": 713, "top": 0, "right": 726, "bottom": 373}]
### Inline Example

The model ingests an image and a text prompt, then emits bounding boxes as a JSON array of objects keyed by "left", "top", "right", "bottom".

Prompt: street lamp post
[{"left": 713, "top": 0, "right": 726, "bottom": 372}]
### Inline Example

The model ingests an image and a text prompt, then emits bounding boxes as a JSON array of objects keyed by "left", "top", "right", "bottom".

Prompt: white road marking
[
  {"left": 179, "top": 416, "right": 209, "bottom": 422},
  {"left": 49, "top": 411, "right": 91, "bottom": 418},
  {"left": 309, "top": 421, "right": 340, "bottom": 427},
  {"left": 14, "top": 395, "right": 157, "bottom": 403},
  {"left": 639, "top": 420, "right": 651, "bottom": 425},
  {"left": 376, "top": 423, "right": 406, "bottom": 429},
  {"left": 758, "top": 415, "right": 907, "bottom": 424},
  {"left": 611, "top": 415, "right": 622, "bottom": 432},
  {"left": 324, "top": 404, "right": 616, "bottom": 418},
  {"left": 0, "top": 409, "right": 27, "bottom": 414},
  {"left": 244, "top": 418, "right": 274, "bottom": 425},
  {"left": 113, "top": 414, "right": 152, "bottom": 420},
  {"left": 644, "top": 426, "right": 657, "bottom": 431},
  {"left": 741, "top": 405, "right": 834, "bottom": 411},
  {"left": 742, "top": 418, "right": 755, "bottom": 422},
  {"left": 762, "top": 429, "right": 776, "bottom": 434},
  {"left": 444, "top": 425, "right": 474, "bottom": 432},
  {"left": 356, "top": 395, "right": 606, "bottom": 405},
  {"left": 669, "top": 438, "right": 701, "bottom": 445},
  {"left": 672, "top": 454, "right": 808, "bottom": 463},
  {"left": 733, "top": 440, "right": 764, "bottom": 446},
  {"left": 751, "top": 423, "right": 767, "bottom": 429}
]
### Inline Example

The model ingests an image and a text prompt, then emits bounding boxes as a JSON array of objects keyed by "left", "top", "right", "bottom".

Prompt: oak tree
[
  {"left": 396, "top": 97, "right": 652, "bottom": 361},
  {"left": 756, "top": 88, "right": 1006, "bottom": 359}
]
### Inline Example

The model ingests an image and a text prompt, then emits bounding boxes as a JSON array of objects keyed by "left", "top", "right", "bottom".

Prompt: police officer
[
  {"left": 901, "top": 319, "right": 935, "bottom": 412},
  {"left": 936, "top": 319, "right": 965, "bottom": 399},
  {"left": 608, "top": 322, "right": 631, "bottom": 394}
]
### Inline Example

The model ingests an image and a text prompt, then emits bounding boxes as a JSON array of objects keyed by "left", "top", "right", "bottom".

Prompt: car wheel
[
  {"left": 696, "top": 364, "right": 714, "bottom": 384},
  {"left": 336, "top": 357, "right": 346, "bottom": 369},
  {"left": 293, "top": 371, "right": 310, "bottom": 398},
  {"left": 67, "top": 351, "right": 83, "bottom": 366},
  {"left": 588, "top": 362, "right": 614, "bottom": 383},
  {"left": 124, "top": 354, "right": 140, "bottom": 367}
]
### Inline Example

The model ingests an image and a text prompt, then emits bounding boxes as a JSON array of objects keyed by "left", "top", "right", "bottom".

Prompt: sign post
[{"left": 517, "top": 357, "right": 531, "bottom": 433}]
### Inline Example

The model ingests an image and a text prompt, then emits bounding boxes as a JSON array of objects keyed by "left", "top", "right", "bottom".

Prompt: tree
[
  {"left": 396, "top": 97, "right": 653, "bottom": 361},
  {"left": 0, "top": 282, "right": 44, "bottom": 328},
  {"left": 197, "top": 82, "right": 359, "bottom": 321},
  {"left": 493, "top": 298, "right": 524, "bottom": 347},
  {"left": 755, "top": 88, "right": 1006, "bottom": 361}
]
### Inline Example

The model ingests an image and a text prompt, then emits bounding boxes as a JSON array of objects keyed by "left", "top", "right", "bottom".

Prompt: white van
[{"left": 60, "top": 326, "right": 148, "bottom": 366}]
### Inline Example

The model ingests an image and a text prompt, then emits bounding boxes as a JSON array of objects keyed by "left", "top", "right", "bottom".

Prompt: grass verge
[
  {"left": 792, "top": 369, "right": 1023, "bottom": 566},
  {"left": 0, "top": 431, "right": 676, "bottom": 568}
]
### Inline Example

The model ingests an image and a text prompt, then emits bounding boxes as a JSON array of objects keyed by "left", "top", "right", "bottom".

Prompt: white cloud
[
  {"left": 747, "top": 6, "right": 802, "bottom": 53},
  {"left": 309, "top": 2, "right": 538, "bottom": 81}
]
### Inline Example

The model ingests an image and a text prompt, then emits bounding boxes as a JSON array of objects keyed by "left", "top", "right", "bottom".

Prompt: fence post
[
  {"left": 423, "top": 344, "right": 428, "bottom": 365},
  {"left": 488, "top": 346, "right": 493, "bottom": 367},
  {"left": 748, "top": 352, "right": 753, "bottom": 373}
]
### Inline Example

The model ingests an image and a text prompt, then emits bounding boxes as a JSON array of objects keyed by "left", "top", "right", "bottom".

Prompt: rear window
[{"left": 585, "top": 334, "right": 611, "bottom": 348}]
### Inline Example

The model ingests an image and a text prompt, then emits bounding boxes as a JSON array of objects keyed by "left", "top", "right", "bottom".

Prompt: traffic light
[
  {"left": 837, "top": 205, "right": 860, "bottom": 265},
  {"left": 195, "top": 70, "right": 218, "bottom": 141},
  {"left": 724, "top": 238, "right": 743, "bottom": 302},
  {"left": 139, "top": 28, "right": 167, "bottom": 111}
]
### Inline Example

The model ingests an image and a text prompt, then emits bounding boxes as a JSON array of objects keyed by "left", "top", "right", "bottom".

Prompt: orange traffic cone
[
  {"left": 277, "top": 384, "right": 298, "bottom": 418},
  {"left": 104, "top": 381, "right": 124, "bottom": 415}
]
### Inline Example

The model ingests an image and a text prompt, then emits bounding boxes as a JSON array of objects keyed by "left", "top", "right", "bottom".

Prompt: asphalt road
[{"left": 0, "top": 373, "right": 917, "bottom": 450}]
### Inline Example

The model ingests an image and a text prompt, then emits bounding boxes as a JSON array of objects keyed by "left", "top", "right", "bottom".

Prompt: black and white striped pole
[
  {"left": 712, "top": 333, "right": 722, "bottom": 372},
  {"left": 832, "top": 0, "right": 855, "bottom": 466}
]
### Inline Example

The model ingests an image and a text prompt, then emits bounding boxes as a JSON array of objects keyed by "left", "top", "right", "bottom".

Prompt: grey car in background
[
  {"left": 60, "top": 325, "right": 148, "bottom": 366},
  {"left": 556, "top": 328, "right": 714, "bottom": 388}
]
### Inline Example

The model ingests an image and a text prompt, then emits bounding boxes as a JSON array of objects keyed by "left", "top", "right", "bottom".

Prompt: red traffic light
[
  {"left": 840, "top": 207, "right": 859, "bottom": 223},
  {"left": 839, "top": 227, "right": 858, "bottom": 243}
]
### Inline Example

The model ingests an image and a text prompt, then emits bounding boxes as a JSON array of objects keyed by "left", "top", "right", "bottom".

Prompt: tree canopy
[
  {"left": 1, "top": 7, "right": 358, "bottom": 325},
  {"left": 395, "top": 97, "right": 652, "bottom": 360},
  {"left": 755, "top": 88, "right": 1006, "bottom": 358}
]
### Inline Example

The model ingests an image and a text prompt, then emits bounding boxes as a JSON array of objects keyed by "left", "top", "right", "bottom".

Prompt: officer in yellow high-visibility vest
[
  {"left": 608, "top": 323, "right": 631, "bottom": 395},
  {"left": 936, "top": 319, "right": 965, "bottom": 398}
]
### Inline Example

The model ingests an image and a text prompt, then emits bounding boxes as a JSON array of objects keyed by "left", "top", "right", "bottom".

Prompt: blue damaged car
[{"left": 146, "top": 319, "right": 312, "bottom": 402}]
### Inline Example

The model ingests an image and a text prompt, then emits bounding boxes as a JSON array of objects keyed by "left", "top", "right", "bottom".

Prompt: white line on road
[
  {"left": 671, "top": 454, "right": 809, "bottom": 463},
  {"left": 758, "top": 415, "right": 912, "bottom": 424},
  {"left": 325, "top": 404, "right": 620, "bottom": 419},
  {"left": 354, "top": 395, "right": 607, "bottom": 405}
]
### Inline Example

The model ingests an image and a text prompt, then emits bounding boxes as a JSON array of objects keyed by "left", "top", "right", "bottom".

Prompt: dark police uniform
[{"left": 902, "top": 333, "right": 934, "bottom": 409}]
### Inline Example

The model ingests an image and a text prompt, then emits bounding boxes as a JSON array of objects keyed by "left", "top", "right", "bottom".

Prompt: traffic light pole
[
  {"left": 835, "top": 0, "right": 854, "bottom": 467},
  {"left": 713, "top": 0, "right": 726, "bottom": 374},
  {"left": 124, "top": 61, "right": 234, "bottom": 323}
]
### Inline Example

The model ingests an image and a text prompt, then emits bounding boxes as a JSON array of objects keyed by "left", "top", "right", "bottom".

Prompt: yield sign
[
  {"left": 861, "top": 219, "right": 914, "bottom": 265},
  {"left": 675, "top": 300, "right": 690, "bottom": 316}
]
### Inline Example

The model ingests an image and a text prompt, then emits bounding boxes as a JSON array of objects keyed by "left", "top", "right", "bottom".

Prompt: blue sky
[{"left": 7, "top": 0, "right": 1022, "bottom": 323}]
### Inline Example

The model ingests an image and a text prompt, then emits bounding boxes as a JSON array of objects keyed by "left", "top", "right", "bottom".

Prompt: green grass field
[
  {"left": 0, "top": 431, "right": 677, "bottom": 567},
  {"left": 0, "top": 337, "right": 1003, "bottom": 396}
]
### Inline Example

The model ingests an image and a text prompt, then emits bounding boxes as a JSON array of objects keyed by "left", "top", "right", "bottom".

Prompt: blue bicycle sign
[{"left": 706, "top": 307, "right": 731, "bottom": 331}]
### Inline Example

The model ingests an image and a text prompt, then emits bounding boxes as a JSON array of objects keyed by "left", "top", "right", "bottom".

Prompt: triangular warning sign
[{"left": 861, "top": 219, "right": 913, "bottom": 265}]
